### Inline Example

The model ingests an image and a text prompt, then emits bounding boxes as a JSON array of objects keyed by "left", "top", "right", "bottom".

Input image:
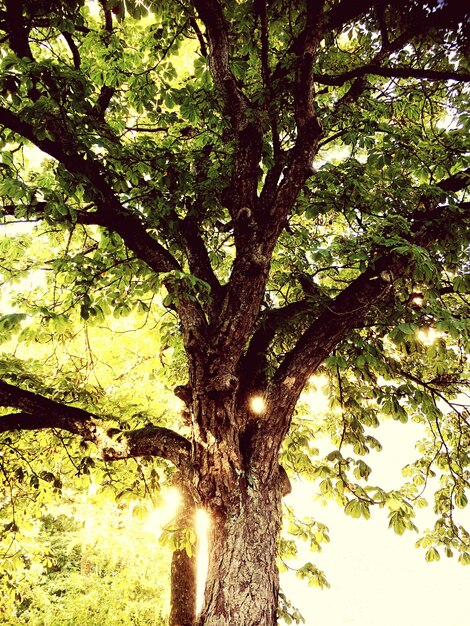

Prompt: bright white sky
[{"left": 281, "top": 420, "right": 470, "bottom": 626}]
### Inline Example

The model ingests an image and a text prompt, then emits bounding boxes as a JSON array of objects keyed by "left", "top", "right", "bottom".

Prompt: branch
[
  {"left": 190, "top": 0, "right": 263, "bottom": 227},
  {"left": 61, "top": 31, "right": 81, "bottom": 70},
  {"left": 0, "top": 379, "right": 97, "bottom": 439},
  {"left": 327, "top": 3, "right": 470, "bottom": 119},
  {"left": 103, "top": 425, "right": 191, "bottom": 468},
  {"left": 2, "top": 195, "right": 221, "bottom": 316},
  {"left": 293, "top": 1, "right": 325, "bottom": 132},
  {"left": 0, "top": 106, "right": 209, "bottom": 347},
  {"left": 249, "top": 170, "right": 470, "bottom": 471},
  {"left": 271, "top": 0, "right": 375, "bottom": 82},
  {"left": 0, "top": 108, "right": 176, "bottom": 271},
  {"left": 435, "top": 168, "right": 470, "bottom": 193},
  {"left": 188, "top": 14, "right": 208, "bottom": 57},
  {"left": 0, "top": 380, "right": 191, "bottom": 470},
  {"left": 190, "top": 0, "right": 247, "bottom": 132},
  {"left": 4, "top": 0, "right": 33, "bottom": 59},
  {"left": 239, "top": 300, "right": 311, "bottom": 390},
  {"left": 260, "top": 2, "right": 324, "bottom": 227},
  {"left": 324, "top": 0, "right": 375, "bottom": 33},
  {"left": 92, "top": 2, "right": 115, "bottom": 119},
  {"left": 178, "top": 214, "right": 223, "bottom": 303},
  {"left": 254, "top": 0, "right": 281, "bottom": 161},
  {"left": 93, "top": 86, "right": 115, "bottom": 120},
  {"left": 270, "top": 169, "right": 470, "bottom": 401},
  {"left": 313, "top": 66, "right": 470, "bottom": 86}
]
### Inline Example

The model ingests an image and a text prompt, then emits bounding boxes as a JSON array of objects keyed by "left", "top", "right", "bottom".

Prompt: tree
[
  {"left": 0, "top": 0, "right": 469, "bottom": 624},
  {"left": 11, "top": 494, "right": 171, "bottom": 626}
]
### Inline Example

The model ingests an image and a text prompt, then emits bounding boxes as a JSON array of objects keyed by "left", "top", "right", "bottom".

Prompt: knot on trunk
[
  {"left": 205, "top": 373, "right": 239, "bottom": 399},
  {"left": 174, "top": 383, "right": 192, "bottom": 407}
]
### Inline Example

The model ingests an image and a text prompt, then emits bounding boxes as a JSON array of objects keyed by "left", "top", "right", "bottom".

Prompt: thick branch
[
  {"left": 294, "top": 1, "right": 325, "bottom": 131},
  {"left": 0, "top": 108, "right": 177, "bottom": 271},
  {"left": 0, "top": 380, "right": 191, "bottom": 470},
  {"left": 268, "top": 259, "right": 403, "bottom": 410},
  {"left": 250, "top": 170, "right": 470, "bottom": 472},
  {"left": 0, "top": 380, "right": 97, "bottom": 438},
  {"left": 270, "top": 169, "right": 470, "bottom": 403},
  {"left": 183, "top": 1, "right": 274, "bottom": 378},
  {"left": 324, "top": 0, "right": 376, "bottom": 33},
  {"left": 164, "top": 209, "right": 221, "bottom": 300},
  {"left": 62, "top": 31, "right": 81, "bottom": 70},
  {"left": 0, "top": 107, "right": 208, "bottom": 345},
  {"left": 313, "top": 66, "right": 470, "bottom": 85},
  {"left": 261, "top": 2, "right": 324, "bottom": 221},
  {"left": 191, "top": 0, "right": 263, "bottom": 226},
  {"left": 190, "top": 0, "right": 247, "bottom": 131},
  {"left": 436, "top": 168, "right": 470, "bottom": 192},
  {"left": 4, "top": 0, "right": 32, "bottom": 59},
  {"left": 332, "top": 4, "right": 469, "bottom": 115},
  {"left": 239, "top": 300, "right": 311, "bottom": 390}
]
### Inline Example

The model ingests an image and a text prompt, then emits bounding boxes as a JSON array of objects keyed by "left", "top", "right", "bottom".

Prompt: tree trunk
[
  {"left": 170, "top": 481, "right": 198, "bottom": 626},
  {"left": 197, "top": 482, "right": 282, "bottom": 626}
]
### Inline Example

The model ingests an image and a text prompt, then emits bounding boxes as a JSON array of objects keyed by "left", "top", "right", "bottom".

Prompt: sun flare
[{"left": 249, "top": 395, "right": 266, "bottom": 414}]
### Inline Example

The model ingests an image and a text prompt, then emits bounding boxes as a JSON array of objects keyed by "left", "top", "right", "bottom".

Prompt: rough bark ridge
[
  {"left": 0, "top": 2, "right": 469, "bottom": 626},
  {"left": 199, "top": 483, "right": 282, "bottom": 625}
]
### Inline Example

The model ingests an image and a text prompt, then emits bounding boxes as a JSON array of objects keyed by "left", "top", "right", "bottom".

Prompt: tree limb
[
  {"left": 0, "top": 106, "right": 209, "bottom": 348},
  {"left": 239, "top": 300, "right": 311, "bottom": 391},
  {"left": 323, "top": 0, "right": 376, "bottom": 33},
  {"left": 327, "top": 2, "right": 470, "bottom": 120},
  {"left": 190, "top": 0, "right": 247, "bottom": 132},
  {"left": 313, "top": 66, "right": 470, "bottom": 86},
  {"left": 165, "top": 209, "right": 222, "bottom": 303},
  {"left": 270, "top": 168, "right": 470, "bottom": 403},
  {"left": 61, "top": 31, "right": 81, "bottom": 70},
  {"left": 190, "top": 0, "right": 263, "bottom": 227},
  {"left": 4, "top": 0, "right": 32, "bottom": 59},
  {"left": 293, "top": 0, "right": 325, "bottom": 132},
  {"left": 260, "top": 1, "right": 324, "bottom": 220},
  {"left": 0, "top": 380, "right": 191, "bottom": 470},
  {"left": 250, "top": 169, "right": 470, "bottom": 472},
  {"left": 0, "top": 108, "right": 177, "bottom": 271}
]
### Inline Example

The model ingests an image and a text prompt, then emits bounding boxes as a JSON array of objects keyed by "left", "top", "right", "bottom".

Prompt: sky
[{"left": 281, "top": 419, "right": 470, "bottom": 626}]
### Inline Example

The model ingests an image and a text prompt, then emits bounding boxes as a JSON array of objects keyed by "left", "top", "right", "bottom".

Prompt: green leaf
[{"left": 425, "top": 547, "right": 440, "bottom": 562}]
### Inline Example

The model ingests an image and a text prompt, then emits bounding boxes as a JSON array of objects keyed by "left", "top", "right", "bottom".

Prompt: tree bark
[
  {"left": 198, "top": 483, "right": 282, "bottom": 626},
  {"left": 178, "top": 391, "right": 286, "bottom": 626},
  {"left": 170, "top": 483, "right": 198, "bottom": 626}
]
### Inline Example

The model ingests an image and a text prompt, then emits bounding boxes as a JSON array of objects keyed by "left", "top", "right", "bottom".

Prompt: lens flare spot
[
  {"left": 417, "top": 327, "right": 438, "bottom": 346},
  {"left": 250, "top": 395, "right": 266, "bottom": 414}
]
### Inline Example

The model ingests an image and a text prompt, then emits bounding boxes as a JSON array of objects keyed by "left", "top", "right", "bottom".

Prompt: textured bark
[
  {"left": 170, "top": 483, "right": 198, "bottom": 626},
  {"left": 178, "top": 391, "right": 286, "bottom": 626},
  {"left": 198, "top": 483, "right": 282, "bottom": 626}
]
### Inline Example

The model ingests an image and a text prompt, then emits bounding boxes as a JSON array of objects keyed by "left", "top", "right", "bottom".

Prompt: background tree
[
  {"left": 6, "top": 492, "right": 171, "bottom": 626},
  {"left": 0, "top": 1, "right": 469, "bottom": 625}
]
